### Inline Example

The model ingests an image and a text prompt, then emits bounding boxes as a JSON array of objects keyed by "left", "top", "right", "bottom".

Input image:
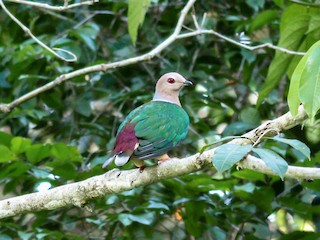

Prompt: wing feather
[
  {"left": 130, "top": 102, "right": 189, "bottom": 160},
  {"left": 108, "top": 101, "right": 189, "bottom": 165}
]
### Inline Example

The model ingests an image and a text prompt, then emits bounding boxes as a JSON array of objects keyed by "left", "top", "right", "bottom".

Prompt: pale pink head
[{"left": 152, "top": 72, "right": 192, "bottom": 106}]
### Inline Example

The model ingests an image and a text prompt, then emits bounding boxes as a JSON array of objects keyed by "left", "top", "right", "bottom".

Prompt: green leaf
[
  {"left": 222, "top": 122, "right": 256, "bottom": 136},
  {"left": 212, "top": 144, "right": 253, "bottom": 172},
  {"left": 0, "top": 161, "right": 30, "bottom": 180},
  {"left": 75, "top": 97, "right": 92, "bottom": 117},
  {"left": 31, "top": 168, "right": 52, "bottom": 179},
  {"left": 0, "top": 131, "right": 13, "bottom": 147},
  {"left": 18, "top": 231, "right": 33, "bottom": 240},
  {"left": 246, "top": 0, "right": 264, "bottom": 11},
  {"left": 269, "top": 136, "right": 311, "bottom": 160},
  {"left": 118, "top": 214, "right": 132, "bottom": 226},
  {"left": 210, "top": 227, "right": 227, "bottom": 240},
  {"left": 252, "top": 148, "right": 288, "bottom": 180},
  {"left": 48, "top": 162, "right": 78, "bottom": 180},
  {"left": 308, "top": 15, "right": 320, "bottom": 33},
  {"left": 257, "top": 6, "right": 310, "bottom": 106},
  {"left": 147, "top": 201, "right": 170, "bottom": 211},
  {"left": 287, "top": 48, "right": 309, "bottom": 116},
  {"left": 11, "top": 137, "right": 32, "bottom": 154},
  {"left": 240, "top": 107, "right": 261, "bottom": 125},
  {"left": 128, "top": 0, "right": 151, "bottom": 45},
  {"left": 288, "top": 40, "right": 320, "bottom": 116},
  {"left": 73, "top": 23, "right": 99, "bottom": 51},
  {"left": 0, "top": 234, "right": 11, "bottom": 240},
  {"left": 26, "top": 144, "right": 51, "bottom": 164},
  {"left": 0, "top": 145, "right": 17, "bottom": 162},
  {"left": 241, "top": 49, "right": 256, "bottom": 64},
  {"left": 299, "top": 40, "right": 320, "bottom": 119},
  {"left": 234, "top": 182, "right": 256, "bottom": 193},
  {"left": 249, "top": 10, "right": 278, "bottom": 33},
  {"left": 128, "top": 212, "right": 154, "bottom": 225},
  {"left": 232, "top": 169, "right": 266, "bottom": 181},
  {"left": 118, "top": 212, "right": 154, "bottom": 226},
  {"left": 51, "top": 143, "right": 82, "bottom": 162}
]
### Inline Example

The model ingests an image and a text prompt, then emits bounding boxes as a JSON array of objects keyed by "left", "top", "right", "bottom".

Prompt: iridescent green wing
[{"left": 129, "top": 101, "right": 189, "bottom": 160}]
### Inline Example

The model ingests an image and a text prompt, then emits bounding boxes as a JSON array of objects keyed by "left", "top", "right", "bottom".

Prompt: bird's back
[{"left": 116, "top": 101, "right": 189, "bottom": 161}]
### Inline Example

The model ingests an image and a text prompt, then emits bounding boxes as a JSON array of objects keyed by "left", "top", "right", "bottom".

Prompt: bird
[{"left": 103, "top": 72, "right": 192, "bottom": 170}]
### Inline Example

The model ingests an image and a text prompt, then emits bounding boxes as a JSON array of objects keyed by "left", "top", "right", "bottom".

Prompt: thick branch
[
  {"left": 240, "top": 155, "right": 320, "bottom": 179},
  {"left": 0, "top": 105, "right": 318, "bottom": 219}
]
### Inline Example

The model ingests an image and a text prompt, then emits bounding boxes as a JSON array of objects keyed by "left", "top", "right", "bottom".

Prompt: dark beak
[{"left": 184, "top": 80, "right": 193, "bottom": 86}]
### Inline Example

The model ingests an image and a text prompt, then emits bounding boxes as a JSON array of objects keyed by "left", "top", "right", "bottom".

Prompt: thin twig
[
  {"left": 200, "top": 13, "right": 207, "bottom": 29},
  {"left": 38, "top": 8, "right": 76, "bottom": 23},
  {"left": 192, "top": 14, "right": 200, "bottom": 30},
  {"left": 7, "top": 0, "right": 98, "bottom": 11},
  {"left": 0, "top": 0, "right": 77, "bottom": 62},
  {"left": 252, "top": 128, "right": 280, "bottom": 147},
  {"left": 177, "top": 29, "right": 306, "bottom": 56}
]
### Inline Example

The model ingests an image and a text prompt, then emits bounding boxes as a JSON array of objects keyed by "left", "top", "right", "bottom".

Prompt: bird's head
[
  {"left": 156, "top": 72, "right": 192, "bottom": 92},
  {"left": 153, "top": 72, "right": 192, "bottom": 106}
]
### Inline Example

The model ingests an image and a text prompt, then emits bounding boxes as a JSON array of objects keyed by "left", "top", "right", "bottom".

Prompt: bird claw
[
  {"left": 157, "top": 159, "right": 169, "bottom": 165},
  {"left": 139, "top": 165, "right": 146, "bottom": 173}
]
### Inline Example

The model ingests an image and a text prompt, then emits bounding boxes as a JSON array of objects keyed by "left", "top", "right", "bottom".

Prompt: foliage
[
  {"left": 288, "top": 40, "right": 320, "bottom": 119},
  {"left": 212, "top": 137, "right": 310, "bottom": 179},
  {"left": 128, "top": 0, "right": 151, "bottom": 45},
  {"left": 0, "top": 0, "right": 320, "bottom": 239},
  {"left": 257, "top": 4, "right": 320, "bottom": 107}
]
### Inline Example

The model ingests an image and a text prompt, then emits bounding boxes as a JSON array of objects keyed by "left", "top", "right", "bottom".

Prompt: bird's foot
[
  {"left": 157, "top": 159, "right": 168, "bottom": 165},
  {"left": 157, "top": 154, "right": 171, "bottom": 165},
  {"left": 133, "top": 159, "right": 145, "bottom": 172},
  {"left": 138, "top": 165, "right": 146, "bottom": 173}
]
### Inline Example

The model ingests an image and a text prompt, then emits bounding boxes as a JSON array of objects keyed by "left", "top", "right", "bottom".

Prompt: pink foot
[
  {"left": 157, "top": 154, "right": 171, "bottom": 165},
  {"left": 157, "top": 159, "right": 169, "bottom": 165}
]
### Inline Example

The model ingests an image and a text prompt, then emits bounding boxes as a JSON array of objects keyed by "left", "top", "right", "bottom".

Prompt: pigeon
[{"left": 103, "top": 72, "right": 192, "bottom": 170}]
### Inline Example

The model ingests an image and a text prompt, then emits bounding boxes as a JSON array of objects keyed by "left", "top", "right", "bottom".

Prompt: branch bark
[{"left": 1, "top": 105, "right": 318, "bottom": 219}]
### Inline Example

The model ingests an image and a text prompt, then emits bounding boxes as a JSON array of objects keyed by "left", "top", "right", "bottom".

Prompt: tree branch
[
  {"left": 0, "top": 0, "right": 307, "bottom": 112},
  {"left": 0, "top": 0, "right": 77, "bottom": 62},
  {"left": 7, "top": 0, "right": 99, "bottom": 11},
  {"left": 177, "top": 30, "right": 306, "bottom": 56},
  {"left": 0, "top": 105, "right": 318, "bottom": 219}
]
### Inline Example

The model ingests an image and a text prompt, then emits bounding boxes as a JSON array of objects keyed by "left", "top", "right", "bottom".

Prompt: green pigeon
[{"left": 103, "top": 72, "right": 192, "bottom": 169}]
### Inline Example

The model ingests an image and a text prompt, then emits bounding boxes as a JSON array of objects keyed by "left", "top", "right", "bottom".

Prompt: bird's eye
[{"left": 167, "top": 78, "right": 175, "bottom": 84}]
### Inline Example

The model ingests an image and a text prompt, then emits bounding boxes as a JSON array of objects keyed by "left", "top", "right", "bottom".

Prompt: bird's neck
[{"left": 152, "top": 92, "right": 181, "bottom": 106}]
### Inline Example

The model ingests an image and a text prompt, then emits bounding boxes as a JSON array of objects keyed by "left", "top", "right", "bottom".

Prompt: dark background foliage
[{"left": 0, "top": 0, "right": 320, "bottom": 239}]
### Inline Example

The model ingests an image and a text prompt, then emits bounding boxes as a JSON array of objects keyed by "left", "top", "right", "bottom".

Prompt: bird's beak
[{"left": 184, "top": 80, "right": 193, "bottom": 86}]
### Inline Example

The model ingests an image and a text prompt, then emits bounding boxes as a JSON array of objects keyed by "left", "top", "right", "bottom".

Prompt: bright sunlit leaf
[
  {"left": 128, "top": 0, "right": 151, "bottom": 45},
  {"left": 299, "top": 40, "right": 320, "bottom": 120}
]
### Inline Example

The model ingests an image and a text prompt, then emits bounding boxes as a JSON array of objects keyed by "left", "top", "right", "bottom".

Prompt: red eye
[{"left": 167, "top": 78, "right": 175, "bottom": 84}]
